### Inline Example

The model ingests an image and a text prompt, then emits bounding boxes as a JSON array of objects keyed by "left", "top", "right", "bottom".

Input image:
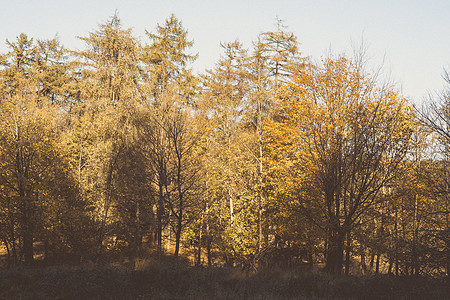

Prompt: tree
[
  {"left": 141, "top": 14, "right": 198, "bottom": 256},
  {"left": 248, "top": 20, "right": 308, "bottom": 255},
  {"left": 418, "top": 68, "right": 450, "bottom": 278},
  {"left": 0, "top": 34, "right": 81, "bottom": 264},
  {"left": 199, "top": 41, "right": 258, "bottom": 265},
  {"left": 164, "top": 106, "right": 201, "bottom": 257},
  {"left": 198, "top": 23, "right": 307, "bottom": 266},
  {"left": 267, "top": 54, "right": 414, "bottom": 274},
  {"left": 72, "top": 13, "right": 145, "bottom": 253},
  {"left": 253, "top": 18, "right": 306, "bottom": 92}
]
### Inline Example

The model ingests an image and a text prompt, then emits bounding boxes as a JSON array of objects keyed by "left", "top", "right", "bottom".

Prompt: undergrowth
[{"left": 0, "top": 256, "right": 447, "bottom": 299}]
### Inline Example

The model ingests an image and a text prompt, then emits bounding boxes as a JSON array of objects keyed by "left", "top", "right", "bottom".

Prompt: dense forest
[{"left": 0, "top": 13, "right": 448, "bottom": 283}]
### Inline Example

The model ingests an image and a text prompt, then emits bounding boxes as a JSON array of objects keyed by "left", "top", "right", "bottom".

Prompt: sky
[{"left": 1, "top": 0, "right": 449, "bottom": 104}]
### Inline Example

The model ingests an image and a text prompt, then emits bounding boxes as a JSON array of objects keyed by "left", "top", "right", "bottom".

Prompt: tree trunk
[
  {"left": 157, "top": 181, "right": 164, "bottom": 256},
  {"left": 369, "top": 250, "right": 375, "bottom": 273},
  {"left": 325, "top": 228, "right": 344, "bottom": 275},
  {"left": 99, "top": 158, "right": 115, "bottom": 252},
  {"left": 412, "top": 194, "right": 419, "bottom": 276},
  {"left": 257, "top": 87, "right": 264, "bottom": 252},
  {"left": 20, "top": 191, "right": 33, "bottom": 265},
  {"left": 206, "top": 221, "right": 212, "bottom": 267},
  {"left": 344, "top": 232, "right": 351, "bottom": 275},
  {"left": 174, "top": 215, "right": 182, "bottom": 257},
  {"left": 12, "top": 238, "right": 17, "bottom": 265},
  {"left": 375, "top": 253, "right": 380, "bottom": 275},
  {"left": 135, "top": 201, "right": 142, "bottom": 257},
  {"left": 394, "top": 208, "right": 399, "bottom": 276},
  {"left": 443, "top": 232, "right": 450, "bottom": 281},
  {"left": 196, "top": 226, "right": 202, "bottom": 266},
  {"left": 376, "top": 204, "right": 385, "bottom": 275},
  {"left": 228, "top": 187, "right": 234, "bottom": 227},
  {"left": 4, "top": 240, "right": 10, "bottom": 266},
  {"left": 166, "top": 226, "right": 171, "bottom": 251},
  {"left": 196, "top": 213, "right": 204, "bottom": 266},
  {"left": 23, "top": 230, "right": 33, "bottom": 265},
  {"left": 446, "top": 239, "right": 449, "bottom": 281},
  {"left": 360, "top": 248, "right": 367, "bottom": 275},
  {"left": 8, "top": 222, "right": 18, "bottom": 265},
  {"left": 395, "top": 260, "right": 399, "bottom": 276}
]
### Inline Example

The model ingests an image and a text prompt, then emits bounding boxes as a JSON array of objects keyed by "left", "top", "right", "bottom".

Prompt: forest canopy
[{"left": 0, "top": 13, "right": 448, "bottom": 279}]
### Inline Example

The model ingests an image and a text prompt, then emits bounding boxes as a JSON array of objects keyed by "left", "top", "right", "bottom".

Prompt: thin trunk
[
  {"left": 174, "top": 193, "right": 183, "bottom": 257},
  {"left": 394, "top": 207, "right": 399, "bottom": 276},
  {"left": 23, "top": 230, "right": 33, "bottom": 265},
  {"left": 174, "top": 221, "right": 182, "bottom": 257},
  {"left": 258, "top": 206, "right": 263, "bottom": 251},
  {"left": 207, "top": 224, "right": 212, "bottom": 267},
  {"left": 344, "top": 231, "right": 351, "bottom": 276},
  {"left": 360, "top": 248, "right": 367, "bottom": 275},
  {"left": 205, "top": 161, "right": 212, "bottom": 268},
  {"left": 375, "top": 254, "right": 381, "bottom": 275},
  {"left": 412, "top": 194, "right": 419, "bottom": 276},
  {"left": 174, "top": 149, "right": 184, "bottom": 258},
  {"left": 4, "top": 240, "right": 10, "bottom": 266},
  {"left": 78, "top": 145, "right": 82, "bottom": 183},
  {"left": 369, "top": 250, "right": 375, "bottom": 273},
  {"left": 135, "top": 201, "right": 142, "bottom": 256},
  {"left": 196, "top": 213, "right": 203, "bottom": 266},
  {"left": 17, "top": 143, "right": 33, "bottom": 265},
  {"left": 157, "top": 181, "right": 164, "bottom": 256},
  {"left": 99, "top": 159, "right": 114, "bottom": 252},
  {"left": 401, "top": 201, "right": 406, "bottom": 275},
  {"left": 445, "top": 148, "right": 449, "bottom": 281},
  {"left": 21, "top": 192, "right": 33, "bottom": 264},
  {"left": 388, "top": 257, "right": 393, "bottom": 275},
  {"left": 167, "top": 228, "right": 171, "bottom": 251},
  {"left": 446, "top": 239, "right": 450, "bottom": 281},
  {"left": 156, "top": 110, "right": 167, "bottom": 257},
  {"left": 375, "top": 205, "right": 385, "bottom": 275},
  {"left": 12, "top": 236, "right": 17, "bottom": 265},
  {"left": 8, "top": 198, "right": 18, "bottom": 265},
  {"left": 257, "top": 52, "right": 264, "bottom": 252},
  {"left": 228, "top": 187, "right": 234, "bottom": 227},
  {"left": 167, "top": 212, "right": 171, "bottom": 252},
  {"left": 226, "top": 126, "right": 234, "bottom": 228}
]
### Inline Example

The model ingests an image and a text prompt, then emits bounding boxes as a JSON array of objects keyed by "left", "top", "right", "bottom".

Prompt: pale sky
[{"left": 1, "top": 0, "right": 449, "bottom": 103}]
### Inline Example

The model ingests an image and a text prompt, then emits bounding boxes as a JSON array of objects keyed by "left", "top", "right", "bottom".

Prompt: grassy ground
[{"left": 0, "top": 256, "right": 448, "bottom": 299}]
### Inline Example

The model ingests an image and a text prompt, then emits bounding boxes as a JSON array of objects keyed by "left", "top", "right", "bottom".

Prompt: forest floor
[{"left": 0, "top": 255, "right": 448, "bottom": 299}]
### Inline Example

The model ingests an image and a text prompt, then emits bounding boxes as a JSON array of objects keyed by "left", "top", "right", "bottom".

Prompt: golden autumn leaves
[
  {"left": 265, "top": 56, "right": 414, "bottom": 274},
  {"left": 1, "top": 14, "right": 447, "bottom": 279}
]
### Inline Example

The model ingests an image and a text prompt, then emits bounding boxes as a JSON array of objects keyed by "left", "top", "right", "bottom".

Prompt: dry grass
[{"left": 0, "top": 256, "right": 448, "bottom": 299}]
